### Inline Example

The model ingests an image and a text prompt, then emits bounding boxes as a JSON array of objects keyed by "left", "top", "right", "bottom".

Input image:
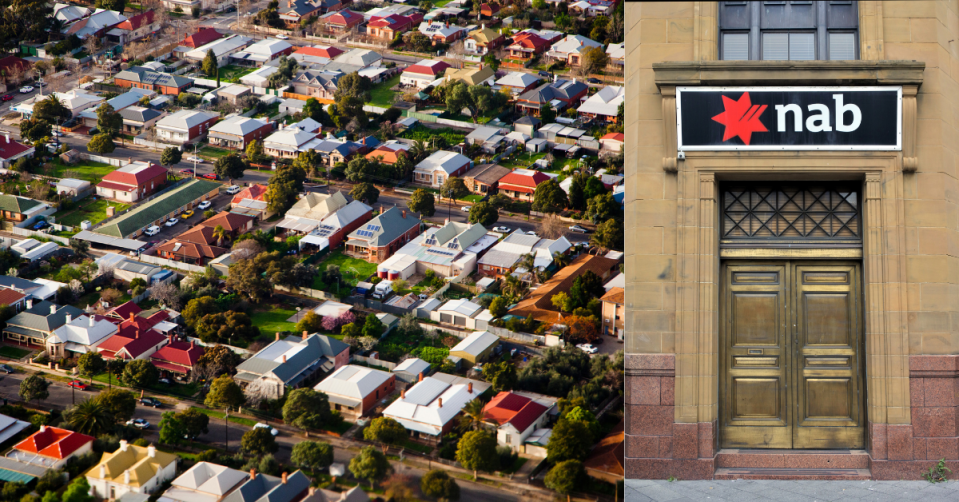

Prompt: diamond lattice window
[{"left": 722, "top": 185, "right": 860, "bottom": 240}]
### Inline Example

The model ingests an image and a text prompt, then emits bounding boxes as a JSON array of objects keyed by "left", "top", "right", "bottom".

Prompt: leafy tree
[
  {"left": 363, "top": 417, "right": 407, "bottom": 452},
  {"left": 581, "top": 46, "right": 610, "bottom": 76},
  {"left": 488, "top": 297, "right": 507, "bottom": 318},
  {"left": 241, "top": 426, "right": 278, "bottom": 456},
  {"left": 158, "top": 411, "right": 187, "bottom": 446},
  {"left": 282, "top": 388, "right": 332, "bottom": 430},
  {"left": 76, "top": 352, "right": 105, "bottom": 384},
  {"left": 196, "top": 344, "right": 243, "bottom": 378},
  {"left": 442, "top": 81, "right": 507, "bottom": 123},
  {"left": 291, "top": 441, "right": 334, "bottom": 472},
  {"left": 344, "top": 157, "right": 376, "bottom": 182},
  {"left": 302, "top": 98, "right": 330, "bottom": 125},
  {"left": 292, "top": 149, "right": 322, "bottom": 178},
  {"left": 202, "top": 49, "right": 218, "bottom": 77},
  {"left": 440, "top": 177, "right": 468, "bottom": 199},
  {"left": 340, "top": 322, "right": 360, "bottom": 339},
  {"left": 34, "top": 96, "right": 71, "bottom": 124},
  {"left": 64, "top": 398, "right": 112, "bottom": 436},
  {"left": 362, "top": 314, "right": 385, "bottom": 339},
  {"left": 583, "top": 175, "right": 607, "bottom": 201},
  {"left": 60, "top": 478, "right": 93, "bottom": 502},
  {"left": 348, "top": 446, "right": 391, "bottom": 487},
  {"left": 215, "top": 154, "right": 246, "bottom": 180},
  {"left": 541, "top": 103, "right": 556, "bottom": 124},
  {"left": 489, "top": 193, "right": 512, "bottom": 210},
  {"left": 19, "top": 375, "right": 50, "bottom": 406},
  {"left": 547, "top": 418, "right": 592, "bottom": 463},
  {"left": 87, "top": 134, "right": 116, "bottom": 154},
  {"left": 245, "top": 140, "right": 268, "bottom": 164},
  {"left": 95, "top": 103, "right": 122, "bottom": 137},
  {"left": 585, "top": 192, "right": 618, "bottom": 223},
  {"left": 568, "top": 173, "right": 588, "bottom": 211},
  {"left": 532, "top": 180, "right": 569, "bottom": 213},
  {"left": 482, "top": 52, "right": 498, "bottom": 71},
  {"left": 565, "top": 406, "right": 601, "bottom": 439},
  {"left": 468, "top": 201, "right": 498, "bottom": 226},
  {"left": 183, "top": 296, "right": 218, "bottom": 328},
  {"left": 590, "top": 218, "right": 624, "bottom": 251},
  {"left": 544, "top": 460, "right": 584, "bottom": 502},
  {"left": 551, "top": 292, "right": 572, "bottom": 312},
  {"left": 267, "top": 164, "right": 307, "bottom": 214},
  {"left": 105, "top": 358, "right": 126, "bottom": 390},
  {"left": 350, "top": 182, "right": 379, "bottom": 204},
  {"left": 456, "top": 399, "right": 486, "bottom": 433},
  {"left": 204, "top": 374, "right": 245, "bottom": 410},
  {"left": 226, "top": 257, "right": 272, "bottom": 302},
  {"left": 408, "top": 189, "right": 436, "bottom": 217},
  {"left": 333, "top": 71, "right": 373, "bottom": 102},
  {"left": 267, "top": 56, "right": 298, "bottom": 88},
  {"left": 95, "top": 0, "right": 125, "bottom": 11},
  {"left": 294, "top": 311, "right": 323, "bottom": 335},
  {"left": 95, "top": 388, "right": 136, "bottom": 424},
  {"left": 195, "top": 311, "right": 260, "bottom": 344},
  {"left": 20, "top": 118, "right": 51, "bottom": 142},
  {"left": 482, "top": 361, "right": 517, "bottom": 392},
  {"left": 420, "top": 469, "right": 460, "bottom": 500},
  {"left": 178, "top": 408, "right": 211, "bottom": 441},
  {"left": 178, "top": 93, "right": 201, "bottom": 107},
  {"left": 121, "top": 359, "right": 158, "bottom": 388},
  {"left": 456, "top": 430, "right": 499, "bottom": 480}
]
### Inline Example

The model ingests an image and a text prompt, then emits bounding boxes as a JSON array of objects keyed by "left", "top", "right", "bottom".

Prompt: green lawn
[
  {"left": 254, "top": 102, "right": 281, "bottom": 119},
  {"left": 315, "top": 250, "right": 378, "bottom": 287},
  {"left": 92, "top": 373, "right": 201, "bottom": 398},
  {"left": 501, "top": 456, "right": 528, "bottom": 474},
  {"left": 0, "top": 346, "right": 30, "bottom": 359},
  {"left": 401, "top": 439, "right": 433, "bottom": 454},
  {"left": 368, "top": 75, "right": 401, "bottom": 108},
  {"left": 250, "top": 307, "right": 298, "bottom": 334},
  {"left": 50, "top": 158, "right": 117, "bottom": 182},
  {"left": 189, "top": 407, "right": 259, "bottom": 427},
  {"left": 55, "top": 199, "right": 130, "bottom": 227},
  {"left": 459, "top": 194, "right": 484, "bottom": 203},
  {"left": 199, "top": 146, "right": 231, "bottom": 159},
  {"left": 218, "top": 65, "right": 258, "bottom": 83},
  {"left": 500, "top": 151, "right": 547, "bottom": 169}
]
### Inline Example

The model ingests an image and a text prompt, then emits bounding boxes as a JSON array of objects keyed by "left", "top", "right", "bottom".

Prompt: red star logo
[{"left": 711, "top": 92, "right": 768, "bottom": 145}]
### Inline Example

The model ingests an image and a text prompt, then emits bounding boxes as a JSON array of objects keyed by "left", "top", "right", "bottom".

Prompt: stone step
[
  {"left": 715, "top": 449, "right": 870, "bottom": 469},
  {"left": 714, "top": 467, "right": 872, "bottom": 480}
]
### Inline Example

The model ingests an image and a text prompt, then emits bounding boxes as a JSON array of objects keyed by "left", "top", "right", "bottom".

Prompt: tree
[
  {"left": 227, "top": 257, "right": 273, "bottom": 301},
  {"left": 76, "top": 352, "right": 105, "bottom": 384},
  {"left": 581, "top": 46, "right": 610, "bottom": 76},
  {"left": 482, "top": 361, "right": 517, "bottom": 392},
  {"left": 350, "top": 182, "right": 379, "bottom": 204},
  {"left": 489, "top": 193, "right": 511, "bottom": 210},
  {"left": 362, "top": 314, "right": 385, "bottom": 339},
  {"left": 105, "top": 358, "right": 126, "bottom": 390},
  {"left": 178, "top": 93, "right": 201, "bottom": 107},
  {"left": 408, "top": 189, "right": 436, "bottom": 216},
  {"left": 245, "top": 140, "right": 267, "bottom": 163},
  {"left": 282, "top": 388, "right": 332, "bottom": 430},
  {"left": 468, "top": 201, "right": 498, "bottom": 226},
  {"left": 64, "top": 398, "right": 112, "bottom": 436},
  {"left": 121, "top": 359, "right": 158, "bottom": 388},
  {"left": 183, "top": 296, "right": 219, "bottom": 328},
  {"left": 568, "top": 173, "right": 588, "bottom": 210},
  {"left": 591, "top": 218, "right": 624, "bottom": 251},
  {"left": 33, "top": 96, "right": 70, "bottom": 124},
  {"left": 19, "top": 375, "right": 50, "bottom": 406},
  {"left": 344, "top": 157, "right": 376, "bottom": 182},
  {"left": 363, "top": 417, "right": 407, "bottom": 452},
  {"left": 196, "top": 344, "right": 243, "bottom": 378},
  {"left": 291, "top": 441, "right": 334, "bottom": 472},
  {"left": 302, "top": 98, "right": 329, "bottom": 124},
  {"left": 179, "top": 408, "right": 211, "bottom": 441},
  {"left": 267, "top": 164, "right": 307, "bottom": 214},
  {"left": 87, "top": 134, "right": 116, "bottom": 154},
  {"left": 95, "top": 388, "right": 136, "bottom": 424},
  {"left": 95, "top": 0, "right": 125, "bottom": 11},
  {"left": 95, "top": 103, "right": 122, "bottom": 138},
  {"left": 456, "top": 430, "right": 499, "bottom": 480},
  {"left": 202, "top": 49, "right": 218, "bottom": 77},
  {"left": 532, "top": 180, "right": 569, "bottom": 213},
  {"left": 551, "top": 292, "right": 572, "bottom": 312},
  {"left": 544, "top": 460, "right": 584, "bottom": 502},
  {"left": 440, "top": 177, "right": 468, "bottom": 200},
  {"left": 334, "top": 71, "right": 373, "bottom": 102},
  {"left": 294, "top": 311, "right": 323, "bottom": 335},
  {"left": 195, "top": 311, "right": 259, "bottom": 344},
  {"left": 241, "top": 426, "right": 278, "bottom": 455},
  {"left": 585, "top": 192, "right": 618, "bottom": 223},
  {"left": 488, "top": 297, "right": 507, "bottom": 318},
  {"left": 158, "top": 411, "right": 187, "bottom": 446},
  {"left": 565, "top": 406, "right": 601, "bottom": 439},
  {"left": 61, "top": 478, "right": 93, "bottom": 502},
  {"left": 421, "top": 469, "right": 460, "bottom": 501},
  {"left": 348, "top": 446, "right": 391, "bottom": 487},
  {"left": 541, "top": 103, "right": 556, "bottom": 124},
  {"left": 150, "top": 281, "right": 182, "bottom": 309},
  {"left": 547, "top": 418, "right": 593, "bottom": 463},
  {"left": 20, "top": 118, "right": 51, "bottom": 142},
  {"left": 204, "top": 374, "right": 245, "bottom": 410},
  {"left": 215, "top": 154, "right": 246, "bottom": 180},
  {"left": 583, "top": 176, "right": 607, "bottom": 201},
  {"left": 456, "top": 399, "right": 486, "bottom": 433}
]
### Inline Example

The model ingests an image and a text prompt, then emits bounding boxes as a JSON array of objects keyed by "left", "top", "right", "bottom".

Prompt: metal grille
[{"left": 722, "top": 185, "right": 860, "bottom": 239}]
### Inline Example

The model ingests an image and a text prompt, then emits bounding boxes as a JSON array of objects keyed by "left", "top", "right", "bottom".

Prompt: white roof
[
  {"left": 186, "top": 35, "right": 252, "bottom": 60},
  {"left": 383, "top": 376, "right": 481, "bottom": 434},
  {"left": 413, "top": 150, "right": 471, "bottom": 176},
  {"left": 157, "top": 110, "right": 219, "bottom": 131},
  {"left": 416, "top": 298, "right": 443, "bottom": 312},
  {"left": 57, "top": 178, "right": 91, "bottom": 189},
  {"left": 314, "top": 365, "right": 393, "bottom": 400},
  {"left": 32, "top": 278, "right": 66, "bottom": 301},
  {"left": 449, "top": 330, "right": 498, "bottom": 356},
  {"left": 604, "top": 272, "right": 625, "bottom": 291},
  {"left": 171, "top": 462, "right": 248, "bottom": 496},
  {"left": 49, "top": 315, "right": 117, "bottom": 347},
  {"left": 240, "top": 66, "right": 280, "bottom": 85},
  {"left": 606, "top": 42, "right": 625, "bottom": 60},
  {"left": 209, "top": 116, "right": 269, "bottom": 136},
  {"left": 218, "top": 84, "right": 251, "bottom": 96},
  {"left": 438, "top": 298, "right": 483, "bottom": 317},
  {"left": 290, "top": 117, "right": 322, "bottom": 133},
  {"left": 240, "top": 38, "right": 292, "bottom": 56},
  {"left": 495, "top": 72, "right": 541, "bottom": 88},
  {"left": 332, "top": 49, "right": 382, "bottom": 67},
  {"left": 313, "top": 300, "right": 352, "bottom": 318},
  {"left": 263, "top": 126, "right": 319, "bottom": 151},
  {"left": 51, "top": 90, "right": 103, "bottom": 111},
  {"left": 12, "top": 240, "right": 59, "bottom": 261},
  {"left": 65, "top": 9, "right": 127, "bottom": 38},
  {"left": 577, "top": 86, "right": 624, "bottom": 117},
  {"left": 393, "top": 358, "right": 431, "bottom": 376},
  {"left": 321, "top": 200, "right": 371, "bottom": 229}
]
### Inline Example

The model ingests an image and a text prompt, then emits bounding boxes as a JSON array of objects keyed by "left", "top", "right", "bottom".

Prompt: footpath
[{"left": 626, "top": 478, "right": 959, "bottom": 502}]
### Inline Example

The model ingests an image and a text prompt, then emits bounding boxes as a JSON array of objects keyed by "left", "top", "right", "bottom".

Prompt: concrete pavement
[{"left": 625, "top": 479, "right": 959, "bottom": 502}]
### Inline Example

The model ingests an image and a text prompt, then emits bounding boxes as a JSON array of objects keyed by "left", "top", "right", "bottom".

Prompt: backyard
[
  {"left": 500, "top": 151, "right": 547, "bottom": 170},
  {"left": 217, "top": 65, "right": 258, "bottom": 83},
  {"left": 254, "top": 102, "right": 281, "bottom": 119},
  {"left": 249, "top": 304, "right": 299, "bottom": 335},
  {"left": 49, "top": 158, "right": 116, "bottom": 182},
  {"left": 54, "top": 198, "right": 130, "bottom": 227},
  {"left": 368, "top": 75, "right": 401, "bottom": 108},
  {"left": 312, "top": 250, "right": 378, "bottom": 290}
]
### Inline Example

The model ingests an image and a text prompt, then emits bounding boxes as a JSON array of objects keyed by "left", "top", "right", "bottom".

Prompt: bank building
[{"left": 625, "top": 1, "right": 959, "bottom": 480}]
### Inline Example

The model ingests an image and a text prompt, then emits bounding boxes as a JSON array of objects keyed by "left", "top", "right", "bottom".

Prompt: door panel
[{"left": 720, "top": 261, "right": 864, "bottom": 450}]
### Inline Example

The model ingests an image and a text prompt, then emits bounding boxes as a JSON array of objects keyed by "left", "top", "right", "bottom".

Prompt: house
[
  {"left": 96, "top": 322, "right": 169, "bottom": 360},
  {"left": 496, "top": 169, "right": 550, "bottom": 201},
  {"left": 262, "top": 125, "right": 323, "bottom": 158},
  {"left": 583, "top": 420, "right": 624, "bottom": 483},
  {"left": 277, "top": 191, "right": 349, "bottom": 234},
  {"left": 112, "top": 10, "right": 160, "bottom": 45},
  {"left": 290, "top": 71, "right": 341, "bottom": 102},
  {"left": 605, "top": 42, "right": 624, "bottom": 70},
  {"left": 578, "top": 86, "right": 624, "bottom": 123},
  {"left": 221, "top": 470, "right": 311, "bottom": 502},
  {"left": 96, "top": 179, "right": 221, "bottom": 238},
  {"left": 444, "top": 65, "right": 495, "bottom": 86},
  {"left": 319, "top": 9, "right": 364, "bottom": 32},
  {"left": 239, "top": 67, "right": 279, "bottom": 94},
  {"left": 119, "top": 106, "right": 165, "bottom": 135},
  {"left": 63, "top": 9, "right": 127, "bottom": 39},
  {"left": 516, "top": 27, "right": 564, "bottom": 44},
  {"left": 185, "top": 35, "right": 253, "bottom": 67},
  {"left": 465, "top": 26, "right": 505, "bottom": 54},
  {"left": 150, "top": 337, "right": 205, "bottom": 378},
  {"left": 299, "top": 487, "right": 368, "bottom": 502},
  {"left": 432, "top": 299, "right": 493, "bottom": 331},
  {"left": 506, "top": 32, "right": 549, "bottom": 60},
  {"left": 56, "top": 179, "right": 90, "bottom": 198},
  {"left": 516, "top": 79, "right": 589, "bottom": 115},
  {"left": 600, "top": 287, "right": 624, "bottom": 341},
  {"left": 95, "top": 161, "right": 167, "bottom": 203},
  {"left": 0, "top": 286, "right": 29, "bottom": 313},
  {"left": 233, "top": 333, "right": 350, "bottom": 398},
  {"left": 230, "top": 39, "right": 295, "bottom": 66},
  {"left": 477, "top": 232, "right": 572, "bottom": 277},
  {"left": 114, "top": 67, "right": 194, "bottom": 96},
  {"left": 332, "top": 48, "right": 383, "bottom": 68},
  {"left": 180, "top": 27, "right": 224, "bottom": 50},
  {"left": 231, "top": 185, "right": 269, "bottom": 205},
  {"left": 448, "top": 330, "right": 499, "bottom": 363},
  {"left": 479, "top": 3, "right": 500, "bottom": 18},
  {"left": 208, "top": 117, "right": 274, "bottom": 150},
  {"left": 508, "top": 254, "right": 619, "bottom": 322},
  {"left": 10, "top": 426, "right": 94, "bottom": 470},
  {"left": 296, "top": 200, "right": 373, "bottom": 251},
  {"left": 313, "top": 137, "right": 377, "bottom": 167},
  {"left": 293, "top": 45, "right": 344, "bottom": 61},
  {"left": 53, "top": 4, "right": 92, "bottom": 24},
  {"left": 599, "top": 132, "right": 624, "bottom": 157},
  {"left": 382, "top": 373, "right": 488, "bottom": 438},
  {"left": 115, "top": 261, "right": 167, "bottom": 284},
  {"left": 344, "top": 207, "right": 423, "bottom": 263},
  {"left": 413, "top": 150, "right": 472, "bottom": 187},
  {"left": 0, "top": 277, "right": 48, "bottom": 303},
  {"left": 200, "top": 212, "right": 256, "bottom": 239},
  {"left": 401, "top": 60, "right": 451, "bottom": 89},
  {"left": 367, "top": 13, "right": 421, "bottom": 40},
  {"left": 279, "top": 0, "right": 341, "bottom": 27},
  {"left": 392, "top": 358, "right": 431, "bottom": 384},
  {"left": 494, "top": 72, "right": 542, "bottom": 96},
  {"left": 158, "top": 462, "right": 248, "bottom": 502},
  {"left": 156, "top": 226, "right": 230, "bottom": 265},
  {"left": 482, "top": 391, "right": 552, "bottom": 451},
  {"left": 546, "top": 35, "right": 602, "bottom": 66},
  {"left": 214, "top": 85, "right": 251, "bottom": 106},
  {"left": 0, "top": 134, "right": 35, "bottom": 169},
  {"left": 377, "top": 221, "right": 496, "bottom": 279},
  {"left": 312, "top": 300, "right": 352, "bottom": 320},
  {"left": 47, "top": 314, "right": 119, "bottom": 359},
  {"left": 15, "top": 90, "right": 102, "bottom": 119},
  {"left": 313, "top": 365, "right": 396, "bottom": 419},
  {"left": 417, "top": 21, "right": 468, "bottom": 44},
  {"left": 2, "top": 301, "right": 84, "bottom": 349},
  {"left": 364, "top": 142, "right": 410, "bottom": 165},
  {"left": 156, "top": 110, "right": 220, "bottom": 145},
  {"left": 85, "top": 441, "right": 178, "bottom": 500},
  {"left": 277, "top": 97, "right": 305, "bottom": 115}
]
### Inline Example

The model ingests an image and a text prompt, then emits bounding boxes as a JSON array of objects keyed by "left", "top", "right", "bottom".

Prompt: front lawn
[
  {"left": 459, "top": 194, "right": 484, "bottom": 203},
  {"left": 315, "top": 250, "right": 378, "bottom": 287},
  {"left": 368, "top": 75, "right": 401, "bottom": 108},
  {"left": 49, "top": 158, "right": 117, "bottom": 182},
  {"left": 0, "top": 346, "right": 30, "bottom": 359},
  {"left": 199, "top": 146, "right": 231, "bottom": 159},
  {"left": 92, "top": 373, "right": 201, "bottom": 398},
  {"left": 55, "top": 199, "right": 131, "bottom": 227},
  {"left": 250, "top": 307, "right": 298, "bottom": 334},
  {"left": 189, "top": 407, "right": 259, "bottom": 427},
  {"left": 401, "top": 439, "right": 433, "bottom": 454}
]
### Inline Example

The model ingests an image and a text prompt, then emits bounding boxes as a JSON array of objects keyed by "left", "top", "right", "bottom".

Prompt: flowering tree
[{"left": 322, "top": 311, "right": 357, "bottom": 332}]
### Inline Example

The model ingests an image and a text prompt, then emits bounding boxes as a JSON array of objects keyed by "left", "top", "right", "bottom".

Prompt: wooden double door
[{"left": 720, "top": 261, "right": 865, "bottom": 450}]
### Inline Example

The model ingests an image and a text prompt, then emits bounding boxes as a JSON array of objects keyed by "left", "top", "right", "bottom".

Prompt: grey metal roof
[
  {"left": 221, "top": 470, "right": 309, "bottom": 502},
  {"left": 6, "top": 302, "right": 84, "bottom": 334},
  {"left": 236, "top": 334, "right": 348, "bottom": 384},
  {"left": 0, "top": 276, "right": 41, "bottom": 293},
  {"left": 347, "top": 207, "right": 422, "bottom": 247},
  {"left": 116, "top": 261, "right": 161, "bottom": 276},
  {"left": 97, "top": 180, "right": 221, "bottom": 238},
  {"left": 518, "top": 79, "right": 587, "bottom": 104},
  {"left": 393, "top": 358, "right": 431, "bottom": 376},
  {"left": 119, "top": 106, "right": 162, "bottom": 123},
  {"left": 116, "top": 67, "right": 193, "bottom": 89},
  {"left": 467, "top": 164, "right": 511, "bottom": 185}
]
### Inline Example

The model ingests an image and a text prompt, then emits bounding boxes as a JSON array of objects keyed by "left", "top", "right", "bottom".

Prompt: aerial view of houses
[{"left": 0, "top": 0, "right": 625, "bottom": 501}]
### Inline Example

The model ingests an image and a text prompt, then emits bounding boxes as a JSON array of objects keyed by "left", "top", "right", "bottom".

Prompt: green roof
[
  {"left": 97, "top": 179, "right": 221, "bottom": 238},
  {"left": 0, "top": 469, "right": 36, "bottom": 483},
  {"left": 0, "top": 195, "right": 41, "bottom": 214}
]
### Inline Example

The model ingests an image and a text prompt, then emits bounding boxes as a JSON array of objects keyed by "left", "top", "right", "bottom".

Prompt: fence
[
  {"left": 273, "top": 284, "right": 338, "bottom": 300},
  {"left": 350, "top": 354, "right": 396, "bottom": 370},
  {"left": 488, "top": 325, "right": 545, "bottom": 345},
  {"left": 137, "top": 255, "right": 207, "bottom": 273},
  {"left": 9, "top": 227, "right": 71, "bottom": 245},
  {"left": 187, "top": 337, "right": 253, "bottom": 356},
  {"left": 93, "top": 82, "right": 124, "bottom": 94},
  {"left": 79, "top": 153, "right": 129, "bottom": 167}
]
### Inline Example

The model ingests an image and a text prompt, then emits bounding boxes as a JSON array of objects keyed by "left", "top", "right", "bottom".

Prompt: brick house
[
  {"left": 313, "top": 365, "right": 396, "bottom": 419},
  {"left": 318, "top": 9, "right": 364, "bottom": 32},
  {"left": 600, "top": 287, "right": 623, "bottom": 340},
  {"left": 149, "top": 336, "right": 205, "bottom": 378},
  {"left": 199, "top": 212, "right": 256, "bottom": 239},
  {"left": 114, "top": 67, "right": 194, "bottom": 96},
  {"left": 463, "top": 163, "right": 511, "bottom": 195},
  {"left": 364, "top": 142, "right": 409, "bottom": 165},
  {"left": 344, "top": 207, "right": 423, "bottom": 263},
  {"left": 465, "top": 26, "right": 506, "bottom": 55},
  {"left": 507, "top": 32, "right": 549, "bottom": 60},
  {"left": 496, "top": 168, "right": 550, "bottom": 201},
  {"left": 279, "top": 0, "right": 342, "bottom": 28},
  {"left": 155, "top": 226, "right": 230, "bottom": 265},
  {"left": 412, "top": 150, "right": 472, "bottom": 188},
  {"left": 156, "top": 110, "right": 220, "bottom": 145},
  {"left": 95, "top": 162, "right": 168, "bottom": 203},
  {"left": 367, "top": 13, "right": 421, "bottom": 40},
  {"left": 181, "top": 27, "right": 223, "bottom": 49},
  {"left": 515, "top": 79, "right": 589, "bottom": 115},
  {"left": 208, "top": 116, "right": 274, "bottom": 150}
]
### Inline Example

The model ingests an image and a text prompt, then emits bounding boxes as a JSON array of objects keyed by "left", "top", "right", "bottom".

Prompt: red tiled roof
[
  {"left": 106, "top": 301, "right": 142, "bottom": 320},
  {"left": 601, "top": 132, "right": 624, "bottom": 142},
  {"left": 601, "top": 287, "right": 624, "bottom": 305},
  {"left": 295, "top": 46, "right": 344, "bottom": 59},
  {"left": 14, "top": 427, "right": 94, "bottom": 460},
  {"left": 232, "top": 184, "right": 269, "bottom": 204},
  {"left": 509, "top": 254, "right": 619, "bottom": 322},
  {"left": 98, "top": 328, "right": 167, "bottom": 359},
  {"left": 0, "top": 56, "right": 31, "bottom": 77},
  {"left": 324, "top": 9, "right": 363, "bottom": 26},
  {"left": 200, "top": 211, "right": 254, "bottom": 232},
  {"left": 150, "top": 339, "right": 204, "bottom": 369},
  {"left": 510, "top": 33, "right": 549, "bottom": 50},
  {"left": 183, "top": 28, "right": 223, "bottom": 48},
  {"left": 583, "top": 419, "right": 624, "bottom": 477},
  {"left": 0, "top": 288, "right": 26, "bottom": 306},
  {"left": 116, "top": 10, "right": 155, "bottom": 31},
  {"left": 482, "top": 392, "right": 548, "bottom": 434},
  {"left": 369, "top": 14, "right": 416, "bottom": 29},
  {"left": 157, "top": 240, "right": 228, "bottom": 259},
  {"left": 100, "top": 163, "right": 166, "bottom": 188},
  {"left": 0, "top": 137, "right": 33, "bottom": 161},
  {"left": 95, "top": 181, "right": 136, "bottom": 192},
  {"left": 404, "top": 60, "right": 451, "bottom": 76},
  {"left": 497, "top": 170, "right": 550, "bottom": 194}
]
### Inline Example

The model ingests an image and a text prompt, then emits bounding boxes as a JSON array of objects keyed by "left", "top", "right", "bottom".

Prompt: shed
[
  {"left": 56, "top": 178, "right": 91, "bottom": 197},
  {"left": 449, "top": 330, "right": 499, "bottom": 364},
  {"left": 392, "top": 357, "right": 432, "bottom": 383}
]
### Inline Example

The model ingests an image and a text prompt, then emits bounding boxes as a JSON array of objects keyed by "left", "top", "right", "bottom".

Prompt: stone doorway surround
[{"left": 624, "top": 60, "right": 951, "bottom": 479}]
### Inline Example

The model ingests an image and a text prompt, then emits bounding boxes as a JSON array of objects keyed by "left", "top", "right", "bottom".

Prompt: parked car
[
  {"left": 201, "top": 173, "right": 220, "bottom": 180},
  {"left": 0, "top": 95, "right": 12, "bottom": 102},
  {"left": 576, "top": 343, "right": 598, "bottom": 355},
  {"left": 68, "top": 380, "right": 88, "bottom": 390},
  {"left": 538, "top": 70, "right": 550, "bottom": 78},
  {"left": 18, "top": 86, "right": 33, "bottom": 93},
  {"left": 493, "top": 226, "right": 511, "bottom": 233},
  {"left": 185, "top": 156, "right": 204, "bottom": 163},
  {"left": 159, "top": 378, "right": 171, "bottom": 385},
  {"left": 587, "top": 77, "right": 601, "bottom": 84},
  {"left": 140, "top": 397, "right": 161, "bottom": 408},
  {"left": 126, "top": 418, "right": 150, "bottom": 429},
  {"left": 179, "top": 169, "right": 195, "bottom": 175},
  {"left": 180, "top": 209, "right": 194, "bottom": 219},
  {"left": 254, "top": 423, "right": 279, "bottom": 436},
  {"left": 276, "top": 34, "right": 289, "bottom": 40},
  {"left": 197, "top": 200, "right": 212, "bottom": 210},
  {"left": 32, "top": 220, "right": 49, "bottom": 230},
  {"left": 569, "top": 225, "right": 589, "bottom": 233},
  {"left": 460, "top": 206, "right": 471, "bottom": 212},
  {"left": 165, "top": 218, "right": 179, "bottom": 227},
  {"left": 144, "top": 225, "right": 161, "bottom": 236},
  {"left": 226, "top": 185, "right": 241, "bottom": 194},
  {"left": 0, "top": 364, "right": 13, "bottom": 374}
]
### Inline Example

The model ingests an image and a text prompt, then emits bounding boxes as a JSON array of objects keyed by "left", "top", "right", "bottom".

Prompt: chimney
[
  {"left": 130, "top": 313, "right": 135, "bottom": 324},
  {"left": 89, "top": 316, "right": 95, "bottom": 327},
  {"left": 135, "top": 327, "right": 140, "bottom": 339},
  {"left": 468, "top": 382, "right": 472, "bottom": 394},
  {"left": 65, "top": 314, "right": 72, "bottom": 324},
  {"left": 4, "top": 132, "right": 8, "bottom": 144},
  {"left": 124, "top": 470, "right": 130, "bottom": 485},
  {"left": 40, "top": 424, "right": 46, "bottom": 433},
  {"left": 168, "top": 335, "right": 173, "bottom": 345},
  {"left": 302, "top": 330, "right": 308, "bottom": 340},
  {"left": 26, "top": 299, "right": 32, "bottom": 310},
  {"left": 401, "top": 388, "right": 406, "bottom": 399},
  {"left": 401, "top": 209, "right": 406, "bottom": 219},
  {"left": 147, "top": 445, "right": 156, "bottom": 458},
  {"left": 50, "top": 305, "right": 56, "bottom": 315},
  {"left": 119, "top": 440, "right": 129, "bottom": 452},
  {"left": 308, "top": 487, "right": 315, "bottom": 497},
  {"left": 438, "top": 397, "right": 443, "bottom": 408},
  {"left": 281, "top": 472, "right": 288, "bottom": 484},
  {"left": 190, "top": 341, "right": 195, "bottom": 349},
  {"left": 250, "top": 469, "right": 257, "bottom": 480},
  {"left": 418, "top": 372, "right": 423, "bottom": 382},
  {"left": 282, "top": 354, "right": 287, "bottom": 363},
  {"left": 99, "top": 465, "right": 106, "bottom": 479}
]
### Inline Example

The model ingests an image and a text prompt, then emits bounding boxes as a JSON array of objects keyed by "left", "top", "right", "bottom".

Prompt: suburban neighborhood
[{"left": 0, "top": 0, "right": 624, "bottom": 501}]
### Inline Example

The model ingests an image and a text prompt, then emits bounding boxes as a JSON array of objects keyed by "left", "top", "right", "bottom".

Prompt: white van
[{"left": 372, "top": 280, "right": 393, "bottom": 299}]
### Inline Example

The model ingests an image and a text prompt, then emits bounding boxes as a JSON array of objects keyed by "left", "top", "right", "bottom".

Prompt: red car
[
  {"left": 201, "top": 173, "right": 220, "bottom": 180},
  {"left": 179, "top": 169, "right": 194, "bottom": 175},
  {"left": 68, "top": 380, "right": 88, "bottom": 391},
  {"left": 0, "top": 95, "right": 12, "bottom": 102}
]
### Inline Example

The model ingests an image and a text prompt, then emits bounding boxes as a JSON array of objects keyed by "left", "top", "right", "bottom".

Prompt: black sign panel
[{"left": 677, "top": 87, "right": 901, "bottom": 151}]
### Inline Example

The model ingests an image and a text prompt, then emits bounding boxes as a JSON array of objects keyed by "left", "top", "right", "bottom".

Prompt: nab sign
[{"left": 677, "top": 87, "right": 902, "bottom": 151}]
